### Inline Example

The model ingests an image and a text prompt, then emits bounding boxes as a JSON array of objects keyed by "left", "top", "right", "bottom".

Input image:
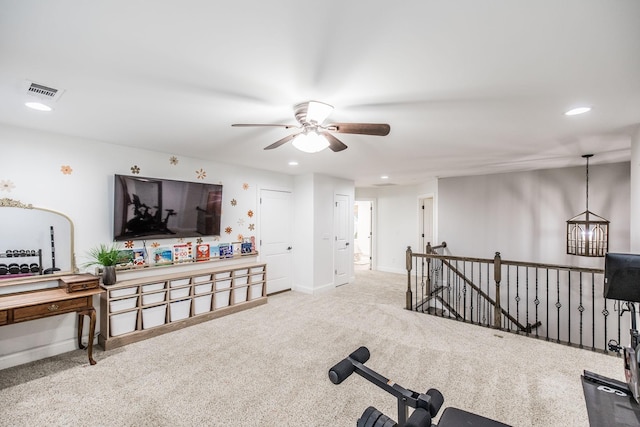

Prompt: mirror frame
[{"left": 0, "top": 197, "right": 78, "bottom": 287}]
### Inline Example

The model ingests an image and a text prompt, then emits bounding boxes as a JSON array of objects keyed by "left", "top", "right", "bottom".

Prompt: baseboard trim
[
  {"left": 0, "top": 335, "right": 98, "bottom": 370},
  {"left": 376, "top": 266, "right": 406, "bottom": 275}
]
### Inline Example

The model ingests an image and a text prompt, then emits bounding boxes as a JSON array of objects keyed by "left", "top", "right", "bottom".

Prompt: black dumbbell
[
  {"left": 8, "top": 263, "right": 20, "bottom": 274},
  {"left": 0, "top": 264, "right": 7, "bottom": 275},
  {"left": 30, "top": 263, "right": 40, "bottom": 273}
]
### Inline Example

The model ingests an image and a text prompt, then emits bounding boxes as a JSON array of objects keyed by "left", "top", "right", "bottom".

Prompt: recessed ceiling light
[
  {"left": 380, "top": 175, "right": 389, "bottom": 180},
  {"left": 565, "top": 107, "right": 591, "bottom": 116},
  {"left": 25, "top": 101, "right": 52, "bottom": 112},
  {"left": 288, "top": 161, "right": 299, "bottom": 166}
]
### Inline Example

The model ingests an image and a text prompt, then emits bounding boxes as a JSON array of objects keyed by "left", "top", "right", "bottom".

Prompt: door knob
[
  {"left": 345, "top": 242, "right": 350, "bottom": 246},
  {"left": 287, "top": 246, "right": 292, "bottom": 250}
]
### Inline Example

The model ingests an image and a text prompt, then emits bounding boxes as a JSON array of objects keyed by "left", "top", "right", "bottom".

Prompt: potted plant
[{"left": 84, "top": 243, "right": 124, "bottom": 285}]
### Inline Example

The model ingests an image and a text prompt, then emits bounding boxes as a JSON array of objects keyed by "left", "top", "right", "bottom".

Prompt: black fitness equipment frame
[
  {"left": 581, "top": 253, "right": 640, "bottom": 426},
  {"left": 329, "top": 347, "right": 511, "bottom": 427}
]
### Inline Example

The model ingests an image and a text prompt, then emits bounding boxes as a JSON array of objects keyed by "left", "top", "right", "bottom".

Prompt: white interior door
[
  {"left": 420, "top": 197, "right": 434, "bottom": 252},
  {"left": 334, "top": 193, "right": 350, "bottom": 286},
  {"left": 260, "top": 189, "right": 293, "bottom": 294}
]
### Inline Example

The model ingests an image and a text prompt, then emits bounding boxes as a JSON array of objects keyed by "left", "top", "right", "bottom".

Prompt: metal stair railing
[{"left": 405, "top": 244, "right": 632, "bottom": 353}]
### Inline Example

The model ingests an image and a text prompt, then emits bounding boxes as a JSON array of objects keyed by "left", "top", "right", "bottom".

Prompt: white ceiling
[{"left": 1, "top": 1, "right": 639, "bottom": 187}]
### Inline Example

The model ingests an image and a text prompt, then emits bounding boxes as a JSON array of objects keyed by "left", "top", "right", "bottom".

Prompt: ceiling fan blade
[
  {"left": 264, "top": 133, "right": 299, "bottom": 150},
  {"left": 320, "top": 131, "right": 348, "bottom": 152},
  {"left": 327, "top": 123, "right": 390, "bottom": 136},
  {"left": 232, "top": 123, "right": 298, "bottom": 129}
]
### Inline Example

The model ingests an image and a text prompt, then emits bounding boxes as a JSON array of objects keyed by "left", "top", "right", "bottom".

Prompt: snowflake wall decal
[
  {"left": 237, "top": 234, "right": 244, "bottom": 241},
  {"left": 151, "top": 242, "right": 161, "bottom": 248},
  {"left": 0, "top": 180, "right": 15, "bottom": 192},
  {"left": 247, "top": 210, "right": 254, "bottom": 218},
  {"left": 124, "top": 241, "right": 134, "bottom": 248},
  {"left": 196, "top": 168, "right": 206, "bottom": 179},
  {"left": 248, "top": 224, "right": 255, "bottom": 231},
  {"left": 242, "top": 183, "right": 249, "bottom": 190},
  {"left": 196, "top": 237, "right": 203, "bottom": 244},
  {"left": 237, "top": 218, "right": 245, "bottom": 226},
  {"left": 131, "top": 165, "right": 141, "bottom": 174},
  {"left": 225, "top": 226, "right": 232, "bottom": 234},
  {"left": 169, "top": 156, "right": 178, "bottom": 165},
  {"left": 230, "top": 199, "right": 237, "bottom": 206},
  {"left": 61, "top": 165, "right": 73, "bottom": 175}
]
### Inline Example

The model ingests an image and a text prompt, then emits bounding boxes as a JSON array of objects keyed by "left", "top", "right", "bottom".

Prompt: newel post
[
  {"left": 406, "top": 246, "right": 413, "bottom": 310},
  {"left": 493, "top": 251, "right": 502, "bottom": 328}
]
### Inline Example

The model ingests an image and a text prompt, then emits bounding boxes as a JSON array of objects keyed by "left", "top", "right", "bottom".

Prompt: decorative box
[{"left": 58, "top": 274, "right": 100, "bottom": 293}]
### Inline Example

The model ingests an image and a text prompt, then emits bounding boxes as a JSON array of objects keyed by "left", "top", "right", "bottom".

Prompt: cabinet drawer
[
  {"left": 13, "top": 297, "right": 91, "bottom": 323},
  {"left": 0, "top": 310, "right": 7, "bottom": 325}
]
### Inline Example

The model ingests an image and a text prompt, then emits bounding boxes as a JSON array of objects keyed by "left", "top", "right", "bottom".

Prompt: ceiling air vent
[
  {"left": 373, "top": 183, "right": 397, "bottom": 187},
  {"left": 28, "top": 83, "right": 57, "bottom": 98},
  {"left": 23, "top": 80, "right": 65, "bottom": 102}
]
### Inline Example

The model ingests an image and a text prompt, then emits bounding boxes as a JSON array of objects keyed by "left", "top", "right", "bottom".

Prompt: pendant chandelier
[{"left": 566, "top": 154, "right": 609, "bottom": 257}]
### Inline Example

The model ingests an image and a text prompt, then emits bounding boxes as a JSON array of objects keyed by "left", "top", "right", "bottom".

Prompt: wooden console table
[{"left": 0, "top": 287, "right": 103, "bottom": 365}]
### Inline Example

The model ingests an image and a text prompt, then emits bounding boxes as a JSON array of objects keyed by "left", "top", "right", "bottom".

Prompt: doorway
[
  {"left": 354, "top": 200, "right": 373, "bottom": 270},
  {"left": 419, "top": 196, "right": 434, "bottom": 252}
]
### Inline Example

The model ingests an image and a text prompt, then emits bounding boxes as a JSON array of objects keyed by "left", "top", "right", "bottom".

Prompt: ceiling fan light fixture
[
  {"left": 292, "top": 131, "right": 329, "bottom": 153},
  {"left": 306, "top": 101, "right": 333, "bottom": 124}
]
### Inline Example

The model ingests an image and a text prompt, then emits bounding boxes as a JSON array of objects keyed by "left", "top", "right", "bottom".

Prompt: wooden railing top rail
[{"left": 409, "top": 249, "right": 603, "bottom": 275}]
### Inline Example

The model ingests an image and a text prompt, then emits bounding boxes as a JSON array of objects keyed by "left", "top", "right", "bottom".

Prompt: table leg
[
  {"left": 77, "top": 308, "right": 97, "bottom": 365},
  {"left": 77, "top": 313, "right": 86, "bottom": 350},
  {"left": 87, "top": 307, "right": 96, "bottom": 365}
]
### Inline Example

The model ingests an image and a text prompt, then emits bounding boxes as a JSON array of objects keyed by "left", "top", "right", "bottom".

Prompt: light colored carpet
[{"left": 0, "top": 269, "right": 623, "bottom": 426}]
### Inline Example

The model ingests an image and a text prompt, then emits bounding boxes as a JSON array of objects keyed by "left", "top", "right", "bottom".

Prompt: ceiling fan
[{"left": 231, "top": 101, "right": 390, "bottom": 153}]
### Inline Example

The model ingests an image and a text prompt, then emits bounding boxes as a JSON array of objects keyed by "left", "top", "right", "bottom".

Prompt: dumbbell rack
[{"left": 0, "top": 249, "right": 43, "bottom": 277}]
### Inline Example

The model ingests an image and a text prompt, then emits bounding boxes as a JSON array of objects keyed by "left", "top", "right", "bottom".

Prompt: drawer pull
[{"left": 48, "top": 304, "right": 60, "bottom": 311}]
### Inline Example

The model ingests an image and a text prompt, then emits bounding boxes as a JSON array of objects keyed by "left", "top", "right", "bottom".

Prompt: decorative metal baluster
[
  {"left": 568, "top": 271, "right": 572, "bottom": 346},
  {"left": 479, "top": 262, "right": 484, "bottom": 325},
  {"left": 469, "top": 262, "right": 474, "bottom": 323},
  {"left": 616, "top": 300, "right": 622, "bottom": 348},
  {"left": 578, "top": 272, "right": 585, "bottom": 349},
  {"left": 534, "top": 267, "right": 539, "bottom": 339},
  {"left": 545, "top": 269, "right": 549, "bottom": 342},
  {"left": 556, "top": 270, "right": 561, "bottom": 343},
  {"left": 591, "top": 272, "right": 595, "bottom": 351},
  {"left": 415, "top": 257, "right": 420, "bottom": 312},
  {"left": 526, "top": 266, "right": 530, "bottom": 336},
  {"left": 602, "top": 297, "right": 610, "bottom": 354},
  {"left": 446, "top": 262, "right": 452, "bottom": 319},
  {"left": 507, "top": 266, "right": 511, "bottom": 329},
  {"left": 486, "top": 263, "right": 490, "bottom": 326},
  {"left": 515, "top": 267, "right": 521, "bottom": 333}
]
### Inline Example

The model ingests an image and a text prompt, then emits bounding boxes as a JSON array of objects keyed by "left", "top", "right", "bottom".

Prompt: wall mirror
[{"left": 0, "top": 198, "right": 76, "bottom": 284}]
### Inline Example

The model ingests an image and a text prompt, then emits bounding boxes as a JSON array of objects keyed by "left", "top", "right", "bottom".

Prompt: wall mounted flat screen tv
[
  {"left": 604, "top": 253, "right": 640, "bottom": 303},
  {"left": 113, "top": 174, "right": 223, "bottom": 241}
]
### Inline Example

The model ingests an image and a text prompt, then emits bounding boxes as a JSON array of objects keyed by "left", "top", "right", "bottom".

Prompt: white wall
[
  {"left": 358, "top": 163, "right": 630, "bottom": 273},
  {"left": 0, "top": 123, "right": 295, "bottom": 369},
  {"left": 293, "top": 173, "right": 354, "bottom": 293},
  {"left": 292, "top": 174, "right": 314, "bottom": 293},
  {"left": 437, "top": 162, "right": 631, "bottom": 267}
]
